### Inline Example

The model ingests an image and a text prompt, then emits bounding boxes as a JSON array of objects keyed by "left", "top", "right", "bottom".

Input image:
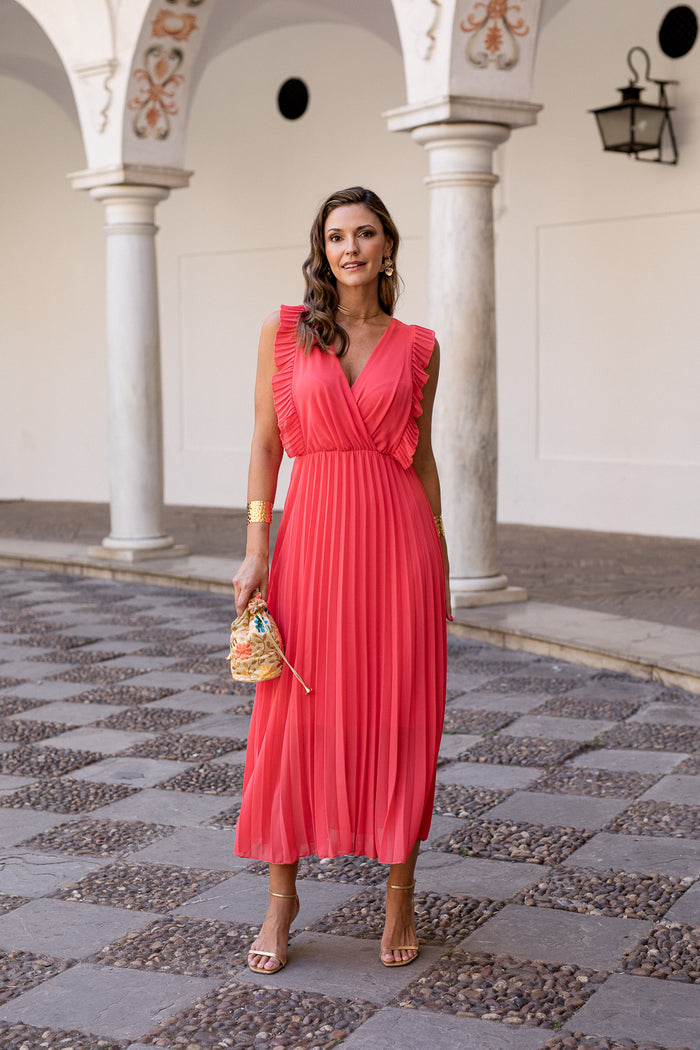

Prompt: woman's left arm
[{"left": 413, "top": 338, "right": 452, "bottom": 621}]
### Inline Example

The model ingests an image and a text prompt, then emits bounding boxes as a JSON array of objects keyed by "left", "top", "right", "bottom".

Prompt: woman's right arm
[{"left": 232, "top": 312, "right": 283, "bottom": 616}]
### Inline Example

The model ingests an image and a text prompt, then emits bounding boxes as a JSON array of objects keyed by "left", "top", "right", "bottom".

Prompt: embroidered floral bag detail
[{"left": 227, "top": 592, "right": 311, "bottom": 693}]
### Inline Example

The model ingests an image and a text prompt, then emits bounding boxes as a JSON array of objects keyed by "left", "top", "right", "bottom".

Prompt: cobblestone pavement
[{"left": 0, "top": 568, "right": 698, "bottom": 1050}]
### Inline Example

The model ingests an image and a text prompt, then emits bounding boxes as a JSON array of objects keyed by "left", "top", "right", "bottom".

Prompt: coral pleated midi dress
[{"left": 234, "top": 304, "right": 447, "bottom": 865}]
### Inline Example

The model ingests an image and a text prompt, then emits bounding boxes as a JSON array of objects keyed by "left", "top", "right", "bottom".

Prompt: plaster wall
[
  {"left": 156, "top": 22, "right": 429, "bottom": 508},
  {"left": 496, "top": 0, "right": 700, "bottom": 538},
  {"left": 0, "top": 74, "right": 108, "bottom": 500}
]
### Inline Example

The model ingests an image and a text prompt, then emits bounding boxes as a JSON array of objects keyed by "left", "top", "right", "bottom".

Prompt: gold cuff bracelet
[
  {"left": 247, "top": 500, "right": 273, "bottom": 525},
  {"left": 433, "top": 514, "right": 446, "bottom": 539}
]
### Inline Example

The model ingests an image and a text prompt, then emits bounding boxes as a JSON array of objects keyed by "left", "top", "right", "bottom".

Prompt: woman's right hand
[{"left": 233, "top": 553, "right": 269, "bottom": 617}]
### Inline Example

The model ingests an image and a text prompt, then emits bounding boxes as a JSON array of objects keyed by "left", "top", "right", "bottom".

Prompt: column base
[
  {"left": 451, "top": 575, "right": 528, "bottom": 608},
  {"left": 88, "top": 538, "right": 189, "bottom": 563}
]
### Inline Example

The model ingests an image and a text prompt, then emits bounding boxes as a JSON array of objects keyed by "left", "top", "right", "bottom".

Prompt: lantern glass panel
[
  {"left": 631, "top": 104, "right": 666, "bottom": 148},
  {"left": 595, "top": 106, "right": 635, "bottom": 151}
]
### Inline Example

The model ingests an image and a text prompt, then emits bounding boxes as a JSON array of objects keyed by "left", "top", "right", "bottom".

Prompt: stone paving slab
[
  {"left": 484, "top": 790, "right": 628, "bottom": 830},
  {"left": 80, "top": 639, "right": 155, "bottom": 654},
  {"left": 415, "top": 850, "right": 540, "bottom": 899},
  {"left": 148, "top": 691, "right": 235, "bottom": 713},
  {"left": 640, "top": 774, "right": 700, "bottom": 804},
  {"left": 124, "top": 670, "right": 212, "bottom": 690},
  {"left": 449, "top": 692, "right": 546, "bottom": 713},
  {"left": 439, "top": 733, "right": 483, "bottom": 759},
  {"left": 174, "top": 871, "right": 358, "bottom": 925},
  {"left": 37, "top": 728, "right": 153, "bottom": 752},
  {"left": 0, "top": 897, "right": 159, "bottom": 958},
  {"left": 566, "top": 679, "right": 664, "bottom": 702},
  {"left": 436, "top": 761, "right": 541, "bottom": 790},
  {"left": 9, "top": 700, "right": 129, "bottom": 725},
  {"left": 89, "top": 786, "right": 233, "bottom": 826},
  {"left": 209, "top": 750, "right": 247, "bottom": 767},
  {"left": 0, "top": 773, "right": 36, "bottom": 796},
  {"left": 341, "top": 1007, "right": 550, "bottom": 1049},
  {"left": 460, "top": 903, "right": 653, "bottom": 971},
  {"left": 0, "top": 808, "right": 66, "bottom": 847},
  {"left": 446, "top": 669, "right": 503, "bottom": 694},
  {"left": 503, "top": 715, "right": 616, "bottom": 741},
  {"left": 664, "top": 879, "right": 700, "bottom": 924},
  {"left": 101, "top": 654, "right": 180, "bottom": 671},
  {"left": 8, "top": 681, "right": 96, "bottom": 702},
  {"left": 0, "top": 849, "right": 108, "bottom": 896},
  {"left": 0, "top": 659, "right": 74, "bottom": 680},
  {"left": 127, "top": 825, "right": 248, "bottom": 870},
  {"left": 177, "top": 712, "right": 253, "bottom": 738},
  {"left": 569, "top": 748, "right": 690, "bottom": 774},
  {"left": 0, "top": 962, "right": 218, "bottom": 1041},
  {"left": 569, "top": 972, "right": 700, "bottom": 1048},
  {"left": 631, "top": 702, "right": 700, "bottom": 726},
  {"left": 53, "top": 624, "right": 134, "bottom": 640},
  {"left": 565, "top": 831, "right": 700, "bottom": 877},
  {"left": 233, "top": 932, "right": 446, "bottom": 1005},
  {"left": 423, "top": 814, "right": 465, "bottom": 846},
  {"left": 69, "top": 756, "right": 191, "bottom": 786}
]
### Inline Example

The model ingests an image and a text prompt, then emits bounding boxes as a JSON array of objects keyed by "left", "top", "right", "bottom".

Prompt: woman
[{"left": 233, "top": 186, "right": 450, "bottom": 974}]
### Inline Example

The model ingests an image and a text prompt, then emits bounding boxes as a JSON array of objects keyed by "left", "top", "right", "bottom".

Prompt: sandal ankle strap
[
  {"left": 387, "top": 879, "right": 416, "bottom": 891},
  {"left": 269, "top": 890, "right": 298, "bottom": 900}
]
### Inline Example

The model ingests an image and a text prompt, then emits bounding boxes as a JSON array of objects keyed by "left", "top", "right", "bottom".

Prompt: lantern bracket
[{"left": 626, "top": 46, "right": 678, "bottom": 164}]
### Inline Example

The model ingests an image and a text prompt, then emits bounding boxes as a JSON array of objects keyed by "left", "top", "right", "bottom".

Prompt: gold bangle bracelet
[
  {"left": 433, "top": 514, "right": 446, "bottom": 539},
  {"left": 247, "top": 500, "right": 273, "bottom": 525}
]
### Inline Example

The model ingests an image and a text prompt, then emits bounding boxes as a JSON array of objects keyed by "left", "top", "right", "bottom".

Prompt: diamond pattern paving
[{"left": 0, "top": 568, "right": 697, "bottom": 1049}]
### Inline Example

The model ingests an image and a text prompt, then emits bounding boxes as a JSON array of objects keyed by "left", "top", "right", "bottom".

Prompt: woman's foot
[
  {"left": 380, "top": 880, "right": 419, "bottom": 967},
  {"left": 248, "top": 890, "right": 299, "bottom": 974}
]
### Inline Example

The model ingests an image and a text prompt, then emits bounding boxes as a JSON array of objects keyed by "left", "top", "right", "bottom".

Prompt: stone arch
[
  {"left": 0, "top": 0, "right": 79, "bottom": 126},
  {"left": 173, "top": 0, "right": 402, "bottom": 166}
]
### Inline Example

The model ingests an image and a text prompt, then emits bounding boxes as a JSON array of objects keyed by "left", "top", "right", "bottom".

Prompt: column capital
[
  {"left": 411, "top": 123, "right": 511, "bottom": 185},
  {"left": 412, "top": 121, "right": 511, "bottom": 153},
  {"left": 88, "top": 185, "right": 170, "bottom": 235},
  {"left": 385, "top": 96, "right": 541, "bottom": 134}
]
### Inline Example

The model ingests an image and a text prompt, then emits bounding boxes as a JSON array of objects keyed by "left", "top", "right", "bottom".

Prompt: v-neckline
[{"left": 335, "top": 318, "right": 396, "bottom": 392}]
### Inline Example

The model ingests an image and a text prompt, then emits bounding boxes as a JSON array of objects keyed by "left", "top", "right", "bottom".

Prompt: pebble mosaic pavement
[{"left": 0, "top": 569, "right": 697, "bottom": 1050}]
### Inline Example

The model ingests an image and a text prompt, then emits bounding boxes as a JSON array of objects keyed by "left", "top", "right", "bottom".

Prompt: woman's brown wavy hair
[{"left": 297, "top": 186, "right": 401, "bottom": 357}]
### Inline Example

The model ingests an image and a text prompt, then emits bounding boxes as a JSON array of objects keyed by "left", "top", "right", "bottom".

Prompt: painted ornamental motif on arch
[
  {"left": 461, "top": 0, "right": 530, "bottom": 70},
  {"left": 127, "top": 0, "right": 204, "bottom": 140}
]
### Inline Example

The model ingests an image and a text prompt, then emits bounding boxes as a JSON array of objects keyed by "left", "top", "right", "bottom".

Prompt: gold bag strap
[{"left": 263, "top": 626, "right": 312, "bottom": 695}]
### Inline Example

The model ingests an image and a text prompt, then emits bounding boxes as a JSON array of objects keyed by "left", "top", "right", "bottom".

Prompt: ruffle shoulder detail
[
  {"left": 271, "top": 305, "right": 306, "bottom": 457},
  {"left": 393, "top": 324, "right": 436, "bottom": 469}
]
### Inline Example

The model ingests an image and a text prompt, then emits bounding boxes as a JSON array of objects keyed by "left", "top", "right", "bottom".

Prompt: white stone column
[
  {"left": 412, "top": 123, "right": 526, "bottom": 607},
  {"left": 87, "top": 185, "right": 182, "bottom": 561}
]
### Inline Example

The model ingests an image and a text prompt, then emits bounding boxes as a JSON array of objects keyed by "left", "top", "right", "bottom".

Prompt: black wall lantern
[{"left": 590, "top": 47, "right": 678, "bottom": 164}]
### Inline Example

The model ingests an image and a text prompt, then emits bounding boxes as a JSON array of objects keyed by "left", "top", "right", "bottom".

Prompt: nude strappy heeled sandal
[
  {"left": 380, "top": 879, "right": 420, "bottom": 968},
  {"left": 248, "top": 890, "right": 300, "bottom": 974}
]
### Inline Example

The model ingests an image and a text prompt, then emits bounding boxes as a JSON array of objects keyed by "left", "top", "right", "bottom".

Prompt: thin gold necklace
[{"left": 337, "top": 305, "right": 384, "bottom": 322}]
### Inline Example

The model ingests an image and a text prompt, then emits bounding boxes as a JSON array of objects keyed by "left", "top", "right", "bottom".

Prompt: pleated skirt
[{"left": 234, "top": 448, "right": 447, "bottom": 865}]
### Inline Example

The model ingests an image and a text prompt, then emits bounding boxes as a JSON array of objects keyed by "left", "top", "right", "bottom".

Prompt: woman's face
[{"left": 323, "top": 203, "right": 393, "bottom": 290}]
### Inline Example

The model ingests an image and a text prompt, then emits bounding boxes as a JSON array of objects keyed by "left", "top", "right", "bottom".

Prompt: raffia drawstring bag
[{"left": 227, "top": 591, "right": 311, "bottom": 693}]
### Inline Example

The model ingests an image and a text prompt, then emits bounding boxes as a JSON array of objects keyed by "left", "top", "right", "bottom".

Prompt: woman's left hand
[{"left": 445, "top": 573, "right": 453, "bottom": 622}]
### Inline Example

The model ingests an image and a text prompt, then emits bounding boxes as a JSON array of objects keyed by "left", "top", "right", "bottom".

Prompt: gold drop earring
[{"left": 383, "top": 257, "right": 394, "bottom": 277}]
